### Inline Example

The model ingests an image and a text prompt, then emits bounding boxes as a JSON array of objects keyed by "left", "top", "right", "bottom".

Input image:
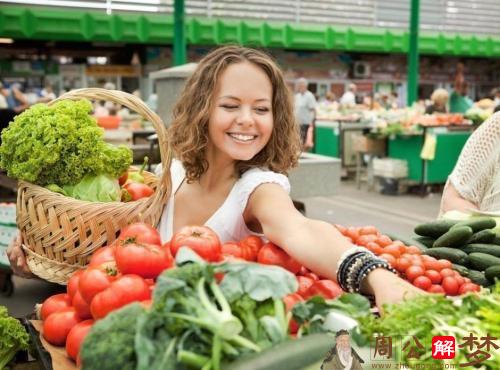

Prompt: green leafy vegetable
[
  {"left": 0, "top": 306, "right": 30, "bottom": 370},
  {"left": 62, "top": 174, "right": 121, "bottom": 202},
  {"left": 0, "top": 100, "right": 132, "bottom": 186}
]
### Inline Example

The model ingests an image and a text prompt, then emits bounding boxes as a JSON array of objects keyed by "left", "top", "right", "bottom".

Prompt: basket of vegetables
[{"left": 0, "top": 88, "right": 172, "bottom": 284}]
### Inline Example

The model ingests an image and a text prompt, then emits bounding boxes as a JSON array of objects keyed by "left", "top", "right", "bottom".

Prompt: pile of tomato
[{"left": 333, "top": 224, "right": 481, "bottom": 295}]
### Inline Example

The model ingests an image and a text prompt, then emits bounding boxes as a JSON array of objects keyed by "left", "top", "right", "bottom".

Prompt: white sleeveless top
[
  {"left": 447, "top": 112, "right": 500, "bottom": 212},
  {"left": 155, "top": 160, "right": 290, "bottom": 243}
]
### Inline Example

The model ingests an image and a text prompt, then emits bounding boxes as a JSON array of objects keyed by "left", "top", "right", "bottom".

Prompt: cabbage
[{"left": 63, "top": 174, "right": 121, "bottom": 202}]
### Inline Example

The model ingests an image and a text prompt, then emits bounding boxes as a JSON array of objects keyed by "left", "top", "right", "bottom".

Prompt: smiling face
[
  {"left": 336, "top": 334, "right": 351, "bottom": 351},
  {"left": 207, "top": 61, "right": 273, "bottom": 163}
]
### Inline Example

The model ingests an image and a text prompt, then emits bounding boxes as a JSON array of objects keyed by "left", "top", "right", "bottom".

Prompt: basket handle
[{"left": 50, "top": 88, "right": 172, "bottom": 207}]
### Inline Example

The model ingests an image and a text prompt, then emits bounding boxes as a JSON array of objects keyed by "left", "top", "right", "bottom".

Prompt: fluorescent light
[{"left": 0, "top": 38, "right": 14, "bottom": 43}]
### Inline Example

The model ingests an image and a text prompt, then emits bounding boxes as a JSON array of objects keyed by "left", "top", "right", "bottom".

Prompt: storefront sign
[{"left": 86, "top": 65, "right": 140, "bottom": 77}]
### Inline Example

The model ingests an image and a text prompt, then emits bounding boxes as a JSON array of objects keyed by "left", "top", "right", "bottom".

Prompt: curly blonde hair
[{"left": 167, "top": 45, "right": 301, "bottom": 182}]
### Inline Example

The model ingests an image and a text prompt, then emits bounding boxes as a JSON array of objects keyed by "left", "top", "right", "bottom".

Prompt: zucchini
[
  {"left": 467, "top": 270, "right": 490, "bottom": 287},
  {"left": 467, "top": 253, "right": 500, "bottom": 271},
  {"left": 424, "top": 248, "right": 468, "bottom": 265},
  {"left": 467, "top": 229, "right": 496, "bottom": 244},
  {"left": 413, "top": 236, "right": 435, "bottom": 248},
  {"left": 414, "top": 220, "right": 458, "bottom": 238},
  {"left": 432, "top": 226, "right": 473, "bottom": 249},
  {"left": 459, "top": 244, "right": 500, "bottom": 258},
  {"left": 226, "top": 333, "right": 334, "bottom": 370},
  {"left": 484, "top": 265, "right": 500, "bottom": 283},
  {"left": 451, "top": 217, "right": 497, "bottom": 232},
  {"left": 451, "top": 264, "right": 469, "bottom": 277}
]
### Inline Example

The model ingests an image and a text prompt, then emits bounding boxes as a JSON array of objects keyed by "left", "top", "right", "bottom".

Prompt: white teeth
[{"left": 229, "top": 133, "right": 256, "bottom": 142}]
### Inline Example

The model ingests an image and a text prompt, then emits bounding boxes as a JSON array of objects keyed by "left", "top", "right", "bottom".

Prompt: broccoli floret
[
  {"left": 80, "top": 303, "right": 146, "bottom": 370},
  {"left": 0, "top": 306, "right": 30, "bottom": 370}
]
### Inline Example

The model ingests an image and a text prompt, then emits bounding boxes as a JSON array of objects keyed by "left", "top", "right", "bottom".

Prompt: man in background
[
  {"left": 294, "top": 77, "right": 317, "bottom": 148},
  {"left": 340, "top": 83, "right": 357, "bottom": 108},
  {"left": 449, "top": 63, "right": 473, "bottom": 114}
]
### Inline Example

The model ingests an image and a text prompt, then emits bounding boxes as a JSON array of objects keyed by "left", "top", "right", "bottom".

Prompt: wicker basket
[{"left": 16, "top": 88, "right": 173, "bottom": 284}]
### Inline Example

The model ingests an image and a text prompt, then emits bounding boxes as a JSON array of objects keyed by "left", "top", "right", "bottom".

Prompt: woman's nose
[{"left": 236, "top": 107, "right": 254, "bottom": 126}]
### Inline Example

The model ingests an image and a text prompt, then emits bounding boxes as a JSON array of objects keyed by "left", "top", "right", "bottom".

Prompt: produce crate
[
  {"left": 373, "top": 158, "right": 408, "bottom": 179},
  {"left": 352, "top": 134, "right": 386, "bottom": 155}
]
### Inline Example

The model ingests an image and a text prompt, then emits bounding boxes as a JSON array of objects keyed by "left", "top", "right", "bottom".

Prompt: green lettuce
[{"left": 63, "top": 174, "right": 121, "bottom": 202}]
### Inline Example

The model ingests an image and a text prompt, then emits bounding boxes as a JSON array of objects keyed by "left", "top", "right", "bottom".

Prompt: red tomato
[
  {"left": 384, "top": 244, "right": 402, "bottom": 258},
  {"left": 377, "top": 235, "right": 393, "bottom": 247},
  {"left": 283, "top": 293, "right": 304, "bottom": 334},
  {"left": 423, "top": 258, "right": 441, "bottom": 271},
  {"left": 297, "top": 266, "right": 310, "bottom": 276},
  {"left": 122, "top": 182, "right": 154, "bottom": 201},
  {"left": 118, "top": 222, "right": 162, "bottom": 246},
  {"left": 296, "top": 276, "right": 315, "bottom": 297},
  {"left": 115, "top": 242, "right": 173, "bottom": 279},
  {"left": 257, "top": 243, "right": 302, "bottom": 274},
  {"left": 89, "top": 246, "right": 116, "bottom": 266},
  {"left": 72, "top": 291, "right": 92, "bottom": 320},
  {"left": 333, "top": 224, "right": 347, "bottom": 235},
  {"left": 118, "top": 172, "right": 128, "bottom": 186},
  {"left": 41, "top": 294, "right": 72, "bottom": 321},
  {"left": 405, "top": 265, "right": 425, "bottom": 282},
  {"left": 458, "top": 283, "right": 481, "bottom": 294},
  {"left": 240, "top": 236, "right": 263, "bottom": 260},
  {"left": 78, "top": 262, "right": 119, "bottom": 305},
  {"left": 395, "top": 257, "right": 411, "bottom": 273},
  {"left": 441, "top": 276, "right": 460, "bottom": 296},
  {"left": 406, "top": 246, "right": 422, "bottom": 255},
  {"left": 359, "top": 225, "right": 379, "bottom": 236},
  {"left": 306, "top": 280, "right": 343, "bottom": 300},
  {"left": 304, "top": 272, "right": 319, "bottom": 281},
  {"left": 66, "top": 320, "right": 93, "bottom": 361},
  {"left": 170, "top": 225, "right": 222, "bottom": 262},
  {"left": 440, "top": 268, "right": 455, "bottom": 278},
  {"left": 43, "top": 308, "right": 82, "bottom": 346},
  {"left": 345, "top": 227, "right": 360, "bottom": 243},
  {"left": 67, "top": 270, "right": 84, "bottom": 301},
  {"left": 221, "top": 242, "right": 242, "bottom": 259},
  {"left": 438, "top": 259, "right": 452, "bottom": 270},
  {"left": 379, "top": 253, "right": 396, "bottom": 267},
  {"left": 424, "top": 270, "right": 442, "bottom": 284},
  {"left": 413, "top": 276, "right": 432, "bottom": 291},
  {"left": 427, "top": 284, "right": 445, "bottom": 294},
  {"left": 90, "top": 274, "right": 151, "bottom": 319}
]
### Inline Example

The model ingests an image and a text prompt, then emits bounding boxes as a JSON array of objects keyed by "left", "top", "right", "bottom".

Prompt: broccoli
[
  {"left": 0, "top": 306, "right": 30, "bottom": 370},
  {"left": 0, "top": 99, "right": 132, "bottom": 186},
  {"left": 80, "top": 303, "right": 146, "bottom": 370}
]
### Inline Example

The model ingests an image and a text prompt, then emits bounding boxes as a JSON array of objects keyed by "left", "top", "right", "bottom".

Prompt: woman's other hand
[{"left": 6, "top": 233, "right": 35, "bottom": 278}]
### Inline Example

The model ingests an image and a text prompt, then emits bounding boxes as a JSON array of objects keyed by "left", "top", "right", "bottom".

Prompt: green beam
[
  {"left": 1, "top": 6, "right": 500, "bottom": 57},
  {"left": 407, "top": 0, "right": 420, "bottom": 106},
  {"left": 173, "top": 0, "right": 186, "bottom": 66}
]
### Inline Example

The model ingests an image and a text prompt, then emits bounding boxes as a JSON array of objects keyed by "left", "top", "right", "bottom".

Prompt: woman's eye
[
  {"left": 221, "top": 104, "right": 238, "bottom": 109},
  {"left": 255, "top": 107, "right": 270, "bottom": 113}
]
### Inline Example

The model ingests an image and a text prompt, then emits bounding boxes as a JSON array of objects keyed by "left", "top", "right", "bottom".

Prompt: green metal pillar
[
  {"left": 173, "top": 0, "right": 186, "bottom": 66},
  {"left": 407, "top": 0, "right": 420, "bottom": 106}
]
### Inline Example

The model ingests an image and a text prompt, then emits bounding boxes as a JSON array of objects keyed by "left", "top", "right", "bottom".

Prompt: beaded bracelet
[{"left": 354, "top": 258, "right": 398, "bottom": 294}]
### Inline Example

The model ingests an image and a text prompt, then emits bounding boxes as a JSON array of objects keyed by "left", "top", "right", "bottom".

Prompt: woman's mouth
[{"left": 227, "top": 133, "right": 257, "bottom": 143}]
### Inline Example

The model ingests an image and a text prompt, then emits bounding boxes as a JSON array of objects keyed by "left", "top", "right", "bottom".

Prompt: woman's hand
[
  {"left": 6, "top": 234, "right": 35, "bottom": 278},
  {"left": 364, "top": 268, "right": 424, "bottom": 314}
]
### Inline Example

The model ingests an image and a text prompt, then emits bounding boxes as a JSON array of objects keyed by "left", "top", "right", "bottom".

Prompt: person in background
[
  {"left": 439, "top": 112, "right": 500, "bottom": 215},
  {"left": 340, "top": 83, "right": 357, "bottom": 108},
  {"left": 492, "top": 88, "right": 500, "bottom": 113},
  {"left": 1, "top": 82, "right": 29, "bottom": 113},
  {"left": 425, "top": 88, "right": 449, "bottom": 114},
  {"left": 294, "top": 77, "right": 317, "bottom": 147},
  {"left": 37, "top": 83, "right": 57, "bottom": 103},
  {"left": 449, "top": 63, "right": 473, "bottom": 114}
]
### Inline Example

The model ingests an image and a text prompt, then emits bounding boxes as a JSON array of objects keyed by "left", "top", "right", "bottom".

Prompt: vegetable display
[
  {"left": 0, "top": 99, "right": 132, "bottom": 186},
  {"left": 0, "top": 306, "right": 30, "bottom": 369}
]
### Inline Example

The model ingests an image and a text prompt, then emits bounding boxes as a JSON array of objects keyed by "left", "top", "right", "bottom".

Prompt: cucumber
[
  {"left": 451, "top": 217, "right": 497, "bottom": 232},
  {"left": 414, "top": 220, "right": 458, "bottom": 238},
  {"left": 459, "top": 244, "right": 500, "bottom": 258},
  {"left": 467, "top": 253, "right": 500, "bottom": 271},
  {"left": 467, "top": 270, "right": 490, "bottom": 287},
  {"left": 413, "top": 236, "right": 435, "bottom": 248},
  {"left": 452, "top": 264, "right": 470, "bottom": 277},
  {"left": 493, "top": 235, "right": 500, "bottom": 246},
  {"left": 226, "top": 333, "right": 334, "bottom": 370},
  {"left": 467, "top": 229, "right": 496, "bottom": 244},
  {"left": 484, "top": 265, "right": 500, "bottom": 283},
  {"left": 432, "top": 226, "right": 473, "bottom": 249},
  {"left": 424, "top": 248, "right": 468, "bottom": 265}
]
